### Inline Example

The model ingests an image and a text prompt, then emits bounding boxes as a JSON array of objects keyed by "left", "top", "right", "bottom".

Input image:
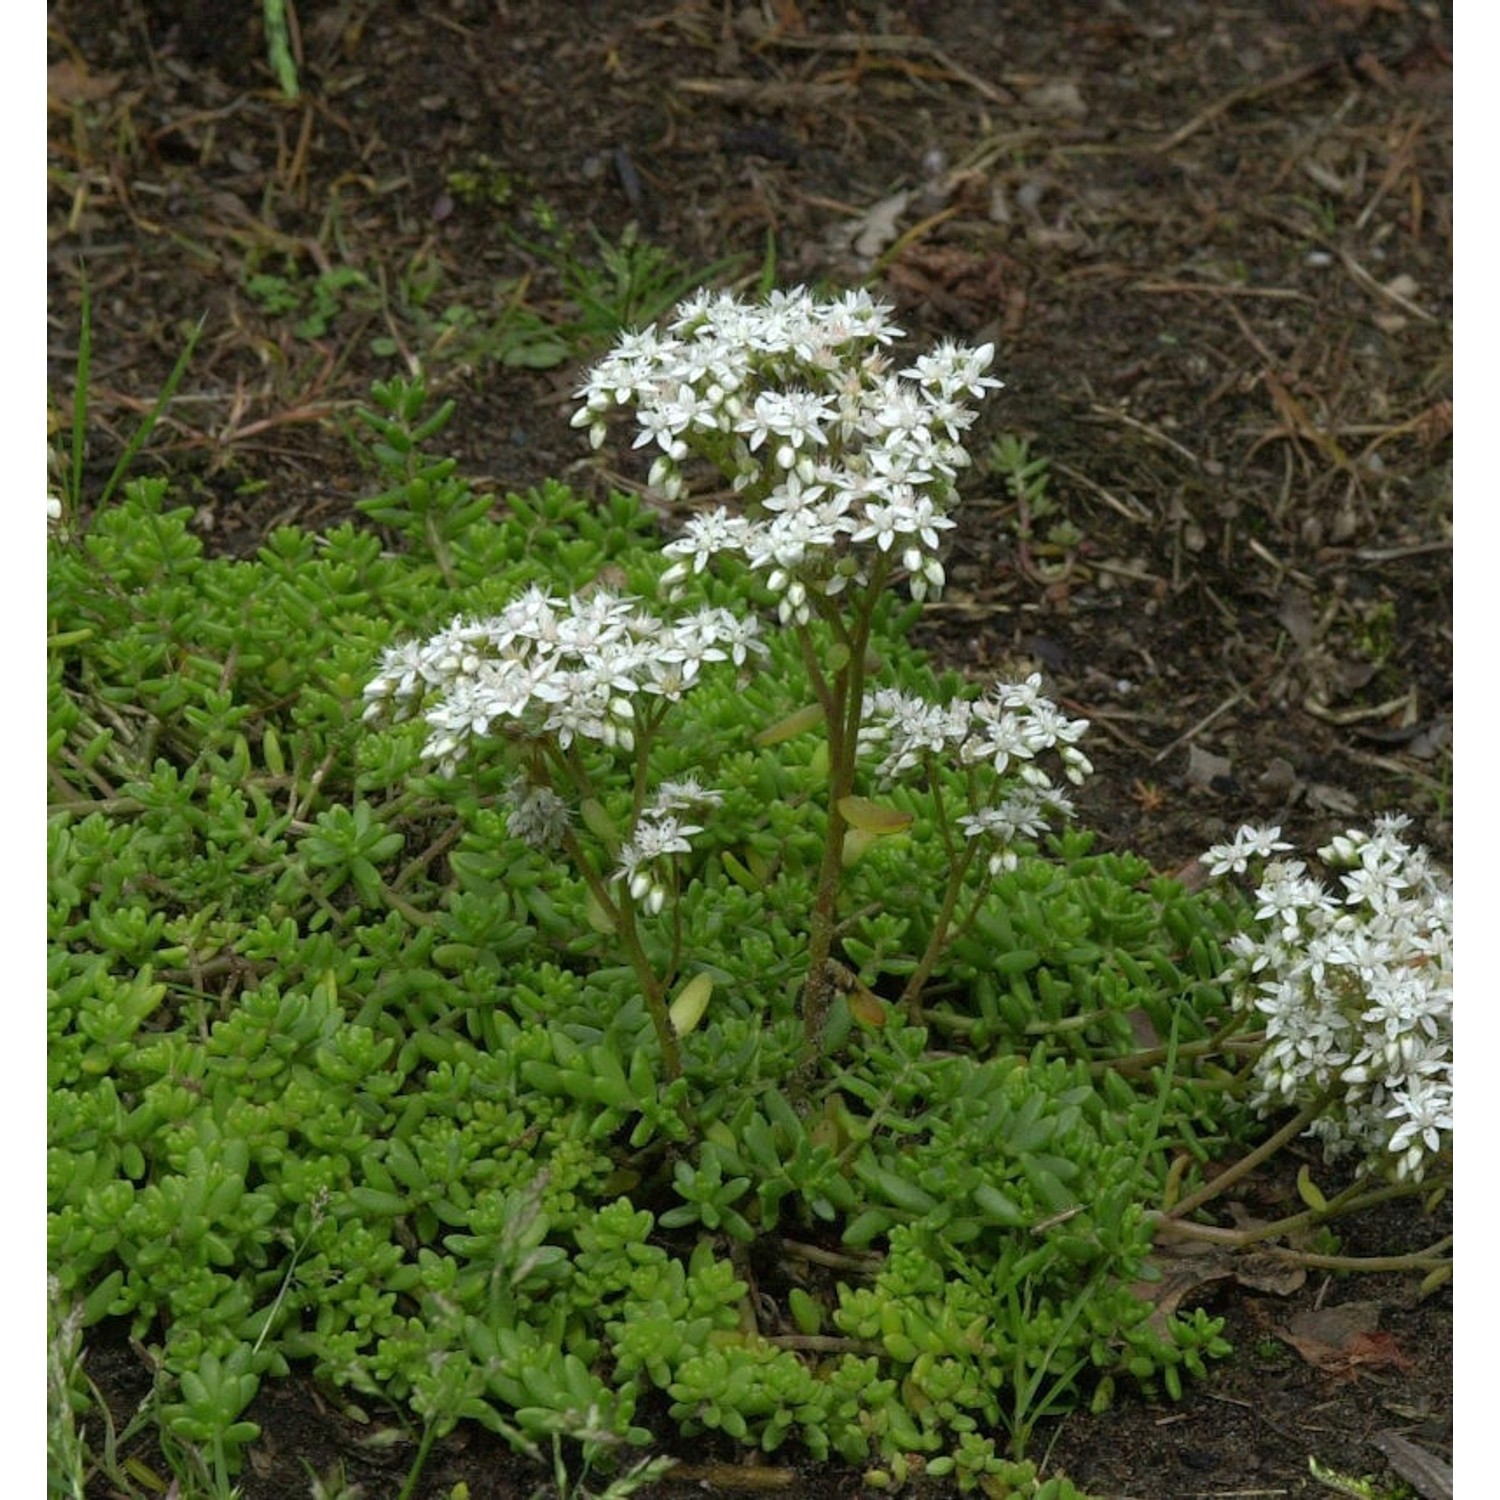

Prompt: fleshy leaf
[
  {"left": 837, "top": 796, "right": 914, "bottom": 835},
  {"left": 753, "top": 702, "right": 825, "bottom": 747},
  {"left": 669, "top": 972, "right": 714, "bottom": 1036}
]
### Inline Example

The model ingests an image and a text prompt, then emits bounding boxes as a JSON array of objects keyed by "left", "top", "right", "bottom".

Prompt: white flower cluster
[
  {"left": 1203, "top": 817, "right": 1452, "bottom": 1182},
  {"left": 859, "top": 674, "right": 1091, "bottom": 872},
  {"left": 363, "top": 584, "right": 764, "bottom": 775},
  {"left": 572, "top": 286, "right": 1002, "bottom": 622},
  {"left": 616, "top": 778, "right": 725, "bottom": 914}
]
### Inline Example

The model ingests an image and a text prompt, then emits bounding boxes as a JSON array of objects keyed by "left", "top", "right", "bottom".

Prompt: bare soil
[{"left": 47, "top": 1, "right": 1452, "bottom": 1496}]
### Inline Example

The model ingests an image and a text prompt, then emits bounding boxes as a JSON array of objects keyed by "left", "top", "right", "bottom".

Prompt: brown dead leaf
[
  {"left": 48, "top": 61, "right": 121, "bottom": 109},
  {"left": 1406, "top": 715, "right": 1453, "bottom": 760},
  {"left": 1185, "top": 743, "right": 1233, "bottom": 791},
  {"left": 1257, "top": 756, "right": 1300, "bottom": 797},
  {"left": 885, "top": 245, "right": 1011, "bottom": 321},
  {"left": 850, "top": 190, "right": 912, "bottom": 260},
  {"left": 1281, "top": 1299, "right": 1378, "bottom": 1352},
  {"left": 1316, "top": 0, "right": 1404, "bottom": 18},
  {"left": 1275, "top": 589, "right": 1321, "bottom": 652},
  {"left": 1021, "top": 79, "right": 1088, "bottom": 119},
  {"left": 1413, "top": 401, "right": 1453, "bottom": 448},
  {"left": 1278, "top": 1301, "right": 1414, "bottom": 1378},
  {"left": 1305, "top": 781, "right": 1361, "bottom": 816},
  {"left": 1352, "top": 49, "right": 1402, "bottom": 91},
  {"left": 1342, "top": 1331, "right": 1417, "bottom": 1374},
  {"left": 1134, "top": 1242, "right": 1305, "bottom": 1336},
  {"left": 1370, "top": 1431, "right": 1454, "bottom": 1500}
]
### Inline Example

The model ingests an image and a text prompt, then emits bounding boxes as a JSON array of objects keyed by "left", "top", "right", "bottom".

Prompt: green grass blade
[
  {"left": 264, "top": 0, "right": 300, "bottom": 99},
  {"left": 69, "top": 272, "right": 92, "bottom": 515},
  {"left": 97, "top": 314, "right": 206, "bottom": 510}
]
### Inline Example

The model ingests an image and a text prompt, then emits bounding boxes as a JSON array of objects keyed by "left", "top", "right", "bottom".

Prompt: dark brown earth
[{"left": 47, "top": 1, "right": 1453, "bottom": 1496}]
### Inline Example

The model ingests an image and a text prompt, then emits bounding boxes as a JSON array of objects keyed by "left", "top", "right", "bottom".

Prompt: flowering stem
[
  {"left": 1161, "top": 1097, "right": 1326, "bottom": 1220},
  {"left": 548, "top": 739, "right": 598, "bottom": 810},
  {"left": 560, "top": 824, "right": 682, "bottom": 1082},
  {"left": 629, "top": 705, "right": 665, "bottom": 816},
  {"left": 615, "top": 897, "right": 683, "bottom": 1083},
  {"left": 1095, "top": 1016, "right": 1263, "bottom": 1079},
  {"left": 795, "top": 585, "right": 885, "bottom": 1082},
  {"left": 796, "top": 716, "right": 851, "bottom": 1080},
  {"left": 900, "top": 838, "right": 981, "bottom": 1025}
]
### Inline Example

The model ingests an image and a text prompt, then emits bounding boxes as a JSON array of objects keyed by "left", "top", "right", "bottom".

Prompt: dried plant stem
[
  {"left": 1163, "top": 1097, "right": 1326, "bottom": 1220},
  {"left": 1154, "top": 1211, "right": 1450, "bottom": 1274}
]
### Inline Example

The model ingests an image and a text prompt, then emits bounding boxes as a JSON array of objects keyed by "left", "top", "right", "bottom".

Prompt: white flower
[
  {"left": 903, "top": 339, "right": 1004, "bottom": 401},
  {"left": 631, "top": 398, "right": 693, "bottom": 461},
  {"left": 1202, "top": 825, "right": 1294, "bottom": 877},
  {"left": 641, "top": 657, "right": 697, "bottom": 700},
  {"left": 572, "top": 286, "right": 1002, "bottom": 611},
  {"left": 958, "top": 793, "right": 1050, "bottom": 843},
  {"left": 625, "top": 813, "right": 700, "bottom": 864},
  {"left": 954, "top": 682, "right": 1088, "bottom": 783},
  {"left": 761, "top": 472, "right": 829, "bottom": 517},
  {"left": 1253, "top": 861, "right": 1334, "bottom": 941},
  {"left": 818, "top": 287, "right": 903, "bottom": 348},
  {"left": 367, "top": 584, "right": 757, "bottom": 769},
  {"left": 707, "top": 610, "right": 767, "bottom": 666},
  {"left": 1205, "top": 821, "right": 1452, "bottom": 1181},
  {"left": 1386, "top": 1076, "right": 1452, "bottom": 1178},
  {"left": 956, "top": 784, "right": 1076, "bottom": 874},
  {"left": 651, "top": 778, "right": 723, "bottom": 814},
  {"left": 661, "top": 507, "right": 752, "bottom": 584},
  {"left": 737, "top": 388, "right": 833, "bottom": 454},
  {"left": 858, "top": 677, "right": 1086, "bottom": 865},
  {"left": 859, "top": 688, "right": 971, "bottom": 781},
  {"left": 615, "top": 807, "right": 705, "bottom": 916}
]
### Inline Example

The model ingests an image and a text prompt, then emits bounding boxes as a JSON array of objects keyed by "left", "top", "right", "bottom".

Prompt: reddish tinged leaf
[
  {"left": 1339, "top": 1330, "right": 1416, "bottom": 1375},
  {"left": 845, "top": 985, "right": 887, "bottom": 1029},
  {"left": 1278, "top": 1302, "right": 1413, "bottom": 1378}
]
